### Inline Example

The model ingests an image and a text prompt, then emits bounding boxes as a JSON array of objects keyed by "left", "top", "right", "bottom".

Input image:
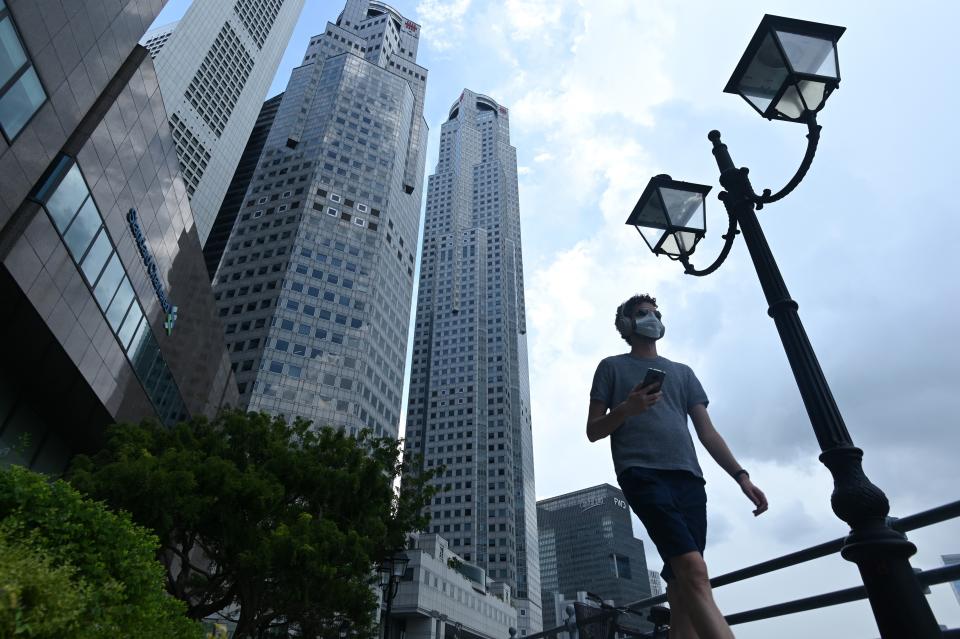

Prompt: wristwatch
[{"left": 733, "top": 469, "right": 750, "bottom": 482}]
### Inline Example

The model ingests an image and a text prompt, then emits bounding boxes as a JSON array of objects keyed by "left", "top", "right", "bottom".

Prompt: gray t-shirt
[{"left": 590, "top": 354, "right": 708, "bottom": 479}]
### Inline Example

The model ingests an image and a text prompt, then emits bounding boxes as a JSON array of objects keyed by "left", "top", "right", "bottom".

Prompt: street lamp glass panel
[
  {"left": 660, "top": 231, "right": 699, "bottom": 258},
  {"left": 775, "top": 31, "right": 838, "bottom": 78},
  {"left": 631, "top": 189, "right": 669, "bottom": 229},
  {"left": 659, "top": 187, "right": 706, "bottom": 232},
  {"left": 379, "top": 565, "right": 392, "bottom": 588},
  {"left": 392, "top": 555, "right": 409, "bottom": 577},
  {"left": 775, "top": 79, "right": 827, "bottom": 119},
  {"left": 738, "top": 33, "right": 789, "bottom": 114},
  {"left": 638, "top": 225, "right": 667, "bottom": 253}
]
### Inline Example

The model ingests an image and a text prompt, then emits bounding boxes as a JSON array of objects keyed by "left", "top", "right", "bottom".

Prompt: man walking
[{"left": 587, "top": 294, "right": 768, "bottom": 639}]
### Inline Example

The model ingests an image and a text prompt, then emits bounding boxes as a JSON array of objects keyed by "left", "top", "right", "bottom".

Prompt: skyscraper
[
  {"left": 537, "top": 485, "right": 652, "bottom": 631},
  {"left": 943, "top": 555, "right": 960, "bottom": 606},
  {"left": 211, "top": 0, "right": 428, "bottom": 440},
  {"left": 403, "top": 89, "right": 541, "bottom": 634},
  {"left": 0, "top": 0, "right": 237, "bottom": 471},
  {"left": 204, "top": 92, "right": 284, "bottom": 278},
  {"left": 141, "top": 0, "right": 305, "bottom": 245}
]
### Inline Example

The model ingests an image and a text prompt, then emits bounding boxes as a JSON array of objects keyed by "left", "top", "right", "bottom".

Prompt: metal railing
[{"left": 517, "top": 499, "right": 960, "bottom": 639}]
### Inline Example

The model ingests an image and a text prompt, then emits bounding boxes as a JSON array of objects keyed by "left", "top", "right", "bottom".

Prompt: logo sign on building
[
  {"left": 127, "top": 208, "right": 178, "bottom": 335},
  {"left": 613, "top": 497, "right": 628, "bottom": 510},
  {"left": 403, "top": 19, "right": 419, "bottom": 35},
  {"left": 580, "top": 496, "right": 605, "bottom": 511}
]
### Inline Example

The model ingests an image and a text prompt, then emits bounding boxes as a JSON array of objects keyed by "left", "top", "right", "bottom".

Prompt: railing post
[{"left": 564, "top": 604, "right": 578, "bottom": 639}]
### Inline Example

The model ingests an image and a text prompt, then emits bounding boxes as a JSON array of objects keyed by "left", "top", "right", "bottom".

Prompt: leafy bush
[{"left": 0, "top": 465, "right": 201, "bottom": 639}]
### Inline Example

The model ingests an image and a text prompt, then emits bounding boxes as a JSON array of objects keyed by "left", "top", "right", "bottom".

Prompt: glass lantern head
[
  {"left": 378, "top": 562, "right": 392, "bottom": 588},
  {"left": 626, "top": 175, "right": 710, "bottom": 260},
  {"left": 725, "top": 15, "right": 845, "bottom": 122},
  {"left": 391, "top": 554, "right": 409, "bottom": 577}
]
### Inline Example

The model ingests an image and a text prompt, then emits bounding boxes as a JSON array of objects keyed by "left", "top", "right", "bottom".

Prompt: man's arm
[
  {"left": 586, "top": 384, "right": 661, "bottom": 442},
  {"left": 689, "top": 403, "right": 768, "bottom": 516}
]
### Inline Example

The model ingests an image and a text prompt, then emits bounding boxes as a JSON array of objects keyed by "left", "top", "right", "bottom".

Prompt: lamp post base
[{"left": 819, "top": 447, "right": 942, "bottom": 638}]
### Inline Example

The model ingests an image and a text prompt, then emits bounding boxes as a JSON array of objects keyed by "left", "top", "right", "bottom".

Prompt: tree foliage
[
  {"left": 0, "top": 465, "right": 200, "bottom": 639},
  {"left": 68, "top": 410, "right": 438, "bottom": 638}
]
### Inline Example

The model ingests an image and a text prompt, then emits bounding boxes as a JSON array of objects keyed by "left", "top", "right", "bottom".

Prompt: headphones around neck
[{"left": 615, "top": 303, "right": 633, "bottom": 337}]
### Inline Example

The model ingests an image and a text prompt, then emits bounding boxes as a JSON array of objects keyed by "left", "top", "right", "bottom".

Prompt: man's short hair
[{"left": 616, "top": 294, "right": 658, "bottom": 344}]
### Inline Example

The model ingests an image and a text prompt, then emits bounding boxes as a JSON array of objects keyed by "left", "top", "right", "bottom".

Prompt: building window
[
  {"left": 30, "top": 155, "right": 187, "bottom": 425},
  {"left": 0, "top": 4, "right": 47, "bottom": 141}
]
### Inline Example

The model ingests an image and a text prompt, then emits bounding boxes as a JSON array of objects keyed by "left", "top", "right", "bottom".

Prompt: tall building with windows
[
  {"left": 211, "top": 0, "right": 428, "bottom": 440},
  {"left": 0, "top": 0, "right": 237, "bottom": 472},
  {"left": 141, "top": 0, "right": 304, "bottom": 246},
  {"left": 537, "top": 485, "right": 652, "bottom": 632},
  {"left": 204, "top": 92, "right": 284, "bottom": 278},
  {"left": 944, "top": 555, "right": 960, "bottom": 606},
  {"left": 403, "top": 89, "right": 541, "bottom": 634}
]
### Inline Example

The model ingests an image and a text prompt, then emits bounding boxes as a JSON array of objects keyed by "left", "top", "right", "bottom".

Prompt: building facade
[
  {"left": 944, "top": 555, "right": 960, "bottom": 606},
  {"left": 391, "top": 534, "right": 518, "bottom": 639},
  {"left": 647, "top": 570, "right": 664, "bottom": 598},
  {"left": 403, "top": 89, "right": 540, "bottom": 634},
  {"left": 537, "top": 485, "right": 652, "bottom": 631},
  {"left": 211, "top": 0, "right": 427, "bottom": 440},
  {"left": 0, "top": 0, "right": 237, "bottom": 472},
  {"left": 142, "top": 0, "right": 304, "bottom": 245},
  {"left": 203, "top": 92, "right": 283, "bottom": 278}
]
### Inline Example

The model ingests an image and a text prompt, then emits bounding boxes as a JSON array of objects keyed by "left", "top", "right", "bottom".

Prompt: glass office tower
[
  {"left": 211, "top": 0, "right": 427, "bottom": 440},
  {"left": 0, "top": 0, "right": 237, "bottom": 472},
  {"left": 538, "top": 485, "right": 652, "bottom": 631},
  {"left": 141, "top": 0, "right": 305, "bottom": 245},
  {"left": 403, "top": 89, "right": 541, "bottom": 634},
  {"left": 204, "top": 92, "right": 284, "bottom": 278}
]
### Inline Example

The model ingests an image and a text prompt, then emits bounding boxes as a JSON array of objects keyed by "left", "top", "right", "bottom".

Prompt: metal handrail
[
  {"left": 523, "top": 499, "right": 960, "bottom": 639},
  {"left": 625, "top": 499, "right": 960, "bottom": 612},
  {"left": 723, "top": 563, "right": 960, "bottom": 627}
]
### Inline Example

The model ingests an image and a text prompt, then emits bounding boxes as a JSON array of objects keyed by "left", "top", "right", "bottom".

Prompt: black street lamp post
[
  {"left": 379, "top": 554, "right": 410, "bottom": 639},
  {"left": 626, "top": 15, "right": 942, "bottom": 639}
]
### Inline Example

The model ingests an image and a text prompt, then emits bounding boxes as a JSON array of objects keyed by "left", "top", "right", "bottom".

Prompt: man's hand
[
  {"left": 620, "top": 382, "right": 662, "bottom": 417},
  {"left": 738, "top": 476, "right": 768, "bottom": 516}
]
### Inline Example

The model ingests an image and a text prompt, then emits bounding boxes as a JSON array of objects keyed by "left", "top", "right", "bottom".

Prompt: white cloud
[
  {"left": 504, "top": 0, "right": 564, "bottom": 42},
  {"left": 383, "top": 0, "right": 960, "bottom": 634},
  {"left": 416, "top": 0, "right": 472, "bottom": 51}
]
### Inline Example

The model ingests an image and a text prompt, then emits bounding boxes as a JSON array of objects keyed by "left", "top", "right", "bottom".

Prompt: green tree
[
  {"left": 68, "top": 410, "right": 438, "bottom": 638},
  {"left": 0, "top": 465, "right": 200, "bottom": 639}
]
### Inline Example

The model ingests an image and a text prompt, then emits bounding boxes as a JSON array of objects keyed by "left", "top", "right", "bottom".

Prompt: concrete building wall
[
  {"left": 0, "top": 0, "right": 237, "bottom": 472},
  {"left": 146, "top": 0, "right": 305, "bottom": 245},
  {"left": 393, "top": 534, "right": 517, "bottom": 639},
  {"left": 211, "top": 0, "right": 427, "bottom": 440},
  {"left": 403, "top": 89, "right": 540, "bottom": 634},
  {"left": 203, "top": 92, "right": 283, "bottom": 278},
  {"left": 537, "top": 485, "right": 651, "bottom": 631}
]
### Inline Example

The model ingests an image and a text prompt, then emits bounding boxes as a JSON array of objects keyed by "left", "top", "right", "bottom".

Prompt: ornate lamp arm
[
  {"left": 679, "top": 208, "right": 740, "bottom": 277},
  {"left": 755, "top": 111, "right": 822, "bottom": 209}
]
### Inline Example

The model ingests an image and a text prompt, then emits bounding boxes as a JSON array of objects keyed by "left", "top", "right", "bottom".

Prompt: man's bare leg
[
  {"left": 666, "top": 580, "right": 699, "bottom": 639},
  {"left": 667, "top": 552, "right": 734, "bottom": 639}
]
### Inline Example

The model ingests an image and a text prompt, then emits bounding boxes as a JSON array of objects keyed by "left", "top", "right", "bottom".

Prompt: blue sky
[{"left": 153, "top": 1, "right": 960, "bottom": 635}]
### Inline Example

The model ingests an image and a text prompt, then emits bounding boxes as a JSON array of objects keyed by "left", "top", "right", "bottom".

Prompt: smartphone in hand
[{"left": 641, "top": 368, "right": 666, "bottom": 393}]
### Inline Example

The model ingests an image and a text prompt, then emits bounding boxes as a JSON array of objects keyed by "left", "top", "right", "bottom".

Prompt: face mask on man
[{"left": 633, "top": 312, "right": 665, "bottom": 340}]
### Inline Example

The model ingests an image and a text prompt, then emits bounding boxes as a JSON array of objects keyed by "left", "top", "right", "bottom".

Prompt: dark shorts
[{"left": 617, "top": 466, "right": 707, "bottom": 582}]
